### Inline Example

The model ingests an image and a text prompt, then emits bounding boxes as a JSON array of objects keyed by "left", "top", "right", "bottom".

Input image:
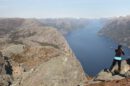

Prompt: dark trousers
[{"left": 110, "top": 59, "right": 121, "bottom": 71}]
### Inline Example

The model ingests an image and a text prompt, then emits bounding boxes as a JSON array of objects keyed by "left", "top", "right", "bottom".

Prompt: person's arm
[{"left": 121, "top": 49, "right": 125, "bottom": 55}]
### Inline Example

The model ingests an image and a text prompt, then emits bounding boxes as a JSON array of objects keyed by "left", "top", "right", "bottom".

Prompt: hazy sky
[{"left": 0, "top": 0, "right": 130, "bottom": 18}]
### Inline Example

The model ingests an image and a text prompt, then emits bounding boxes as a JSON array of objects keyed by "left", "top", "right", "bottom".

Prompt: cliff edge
[{"left": 0, "top": 18, "right": 87, "bottom": 86}]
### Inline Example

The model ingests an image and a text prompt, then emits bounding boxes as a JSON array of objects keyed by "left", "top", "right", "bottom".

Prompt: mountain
[
  {"left": 2, "top": 18, "right": 130, "bottom": 86},
  {"left": 39, "top": 18, "right": 90, "bottom": 35},
  {"left": 99, "top": 16, "right": 130, "bottom": 48},
  {"left": 0, "top": 18, "right": 87, "bottom": 86},
  {"left": 0, "top": 18, "right": 25, "bottom": 36}
]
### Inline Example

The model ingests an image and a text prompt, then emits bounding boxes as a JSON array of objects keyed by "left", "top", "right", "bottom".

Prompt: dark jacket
[{"left": 115, "top": 48, "right": 125, "bottom": 57}]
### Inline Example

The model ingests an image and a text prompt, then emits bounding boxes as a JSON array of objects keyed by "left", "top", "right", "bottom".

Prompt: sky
[{"left": 0, "top": 0, "right": 130, "bottom": 18}]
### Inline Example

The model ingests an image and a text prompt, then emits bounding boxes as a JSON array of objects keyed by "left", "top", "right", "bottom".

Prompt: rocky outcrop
[
  {"left": 85, "top": 59, "right": 130, "bottom": 86},
  {"left": 14, "top": 53, "right": 85, "bottom": 86},
  {"left": 0, "top": 52, "right": 12, "bottom": 86},
  {"left": 86, "top": 78, "right": 130, "bottom": 86},
  {"left": 0, "top": 18, "right": 87, "bottom": 86}
]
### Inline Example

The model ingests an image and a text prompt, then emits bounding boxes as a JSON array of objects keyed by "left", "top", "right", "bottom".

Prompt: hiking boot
[{"left": 104, "top": 69, "right": 111, "bottom": 73}]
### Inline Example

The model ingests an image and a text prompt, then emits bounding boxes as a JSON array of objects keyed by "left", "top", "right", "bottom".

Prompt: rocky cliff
[
  {"left": 99, "top": 16, "right": 130, "bottom": 48},
  {"left": 85, "top": 59, "right": 130, "bottom": 86},
  {"left": 0, "top": 18, "right": 87, "bottom": 86},
  {"left": 2, "top": 18, "right": 130, "bottom": 86},
  {"left": 0, "top": 51, "right": 12, "bottom": 86}
]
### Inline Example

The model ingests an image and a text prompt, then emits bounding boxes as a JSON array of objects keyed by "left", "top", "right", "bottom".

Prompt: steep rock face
[
  {"left": 99, "top": 16, "right": 130, "bottom": 47},
  {"left": 16, "top": 53, "right": 85, "bottom": 86},
  {"left": 0, "top": 18, "right": 87, "bottom": 86},
  {"left": 0, "top": 52, "right": 12, "bottom": 86}
]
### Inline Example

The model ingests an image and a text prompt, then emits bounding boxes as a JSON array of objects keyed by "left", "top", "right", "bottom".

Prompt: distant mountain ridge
[
  {"left": 39, "top": 18, "right": 91, "bottom": 35},
  {"left": 99, "top": 16, "right": 130, "bottom": 48}
]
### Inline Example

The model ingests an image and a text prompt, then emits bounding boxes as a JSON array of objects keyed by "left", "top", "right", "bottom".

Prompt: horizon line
[{"left": 0, "top": 15, "right": 130, "bottom": 19}]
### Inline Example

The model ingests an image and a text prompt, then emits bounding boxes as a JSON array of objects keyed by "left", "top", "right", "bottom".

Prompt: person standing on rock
[{"left": 109, "top": 45, "right": 125, "bottom": 72}]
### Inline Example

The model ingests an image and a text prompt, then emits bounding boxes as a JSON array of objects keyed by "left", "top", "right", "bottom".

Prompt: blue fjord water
[{"left": 65, "top": 22, "right": 130, "bottom": 76}]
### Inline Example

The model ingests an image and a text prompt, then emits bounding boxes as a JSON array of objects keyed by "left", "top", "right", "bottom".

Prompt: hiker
[{"left": 109, "top": 45, "right": 125, "bottom": 72}]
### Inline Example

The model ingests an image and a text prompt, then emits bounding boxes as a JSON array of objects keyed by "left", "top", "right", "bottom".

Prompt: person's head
[{"left": 118, "top": 45, "right": 122, "bottom": 49}]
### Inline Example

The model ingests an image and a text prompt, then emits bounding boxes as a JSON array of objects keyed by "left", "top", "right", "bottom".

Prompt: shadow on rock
[{"left": 126, "top": 58, "right": 130, "bottom": 65}]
